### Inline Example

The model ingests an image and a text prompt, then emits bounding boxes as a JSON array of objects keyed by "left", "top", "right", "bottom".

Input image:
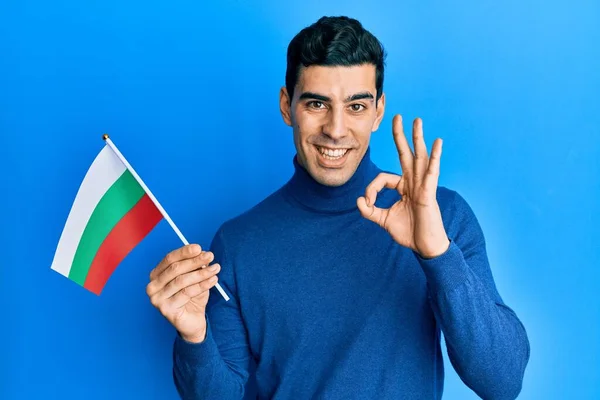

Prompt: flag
[{"left": 50, "top": 138, "right": 163, "bottom": 295}]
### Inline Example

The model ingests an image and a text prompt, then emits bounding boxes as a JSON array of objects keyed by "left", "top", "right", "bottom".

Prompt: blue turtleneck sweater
[{"left": 172, "top": 148, "right": 530, "bottom": 400}]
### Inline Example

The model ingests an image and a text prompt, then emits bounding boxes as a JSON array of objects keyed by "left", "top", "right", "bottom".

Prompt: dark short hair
[{"left": 285, "top": 16, "right": 387, "bottom": 104}]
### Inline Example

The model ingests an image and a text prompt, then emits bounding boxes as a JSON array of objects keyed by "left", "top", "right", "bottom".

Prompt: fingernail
[
  {"left": 209, "top": 264, "right": 219, "bottom": 271},
  {"left": 190, "top": 244, "right": 201, "bottom": 253}
]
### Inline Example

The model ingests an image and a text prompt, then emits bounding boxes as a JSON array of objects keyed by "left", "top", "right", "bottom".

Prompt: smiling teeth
[{"left": 318, "top": 147, "right": 348, "bottom": 159}]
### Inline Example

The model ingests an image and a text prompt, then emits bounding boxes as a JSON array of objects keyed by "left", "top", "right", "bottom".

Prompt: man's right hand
[{"left": 146, "top": 244, "right": 221, "bottom": 343}]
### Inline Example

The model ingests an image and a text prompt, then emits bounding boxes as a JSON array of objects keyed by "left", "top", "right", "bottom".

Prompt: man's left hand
[{"left": 357, "top": 115, "right": 450, "bottom": 259}]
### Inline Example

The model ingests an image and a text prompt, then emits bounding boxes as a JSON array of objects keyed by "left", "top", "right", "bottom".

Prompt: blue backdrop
[{"left": 2, "top": 0, "right": 599, "bottom": 399}]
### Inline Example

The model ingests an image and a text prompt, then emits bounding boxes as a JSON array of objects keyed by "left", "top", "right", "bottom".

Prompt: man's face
[{"left": 280, "top": 64, "right": 385, "bottom": 187}]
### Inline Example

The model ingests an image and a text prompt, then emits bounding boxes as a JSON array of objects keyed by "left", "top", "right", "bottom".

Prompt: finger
[
  {"left": 392, "top": 115, "right": 414, "bottom": 180},
  {"left": 150, "top": 244, "right": 202, "bottom": 281},
  {"left": 357, "top": 196, "right": 389, "bottom": 227},
  {"left": 412, "top": 117, "right": 429, "bottom": 185},
  {"left": 153, "top": 263, "right": 221, "bottom": 304},
  {"left": 166, "top": 275, "right": 220, "bottom": 309},
  {"left": 364, "top": 172, "right": 403, "bottom": 205},
  {"left": 147, "top": 251, "right": 214, "bottom": 297},
  {"left": 423, "top": 138, "right": 443, "bottom": 190},
  {"left": 156, "top": 250, "right": 215, "bottom": 288}
]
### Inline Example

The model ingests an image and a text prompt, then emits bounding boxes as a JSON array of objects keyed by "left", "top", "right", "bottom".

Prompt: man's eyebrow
[
  {"left": 298, "top": 91, "right": 375, "bottom": 102},
  {"left": 345, "top": 92, "right": 374, "bottom": 102},
  {"left": 298, "top": 92, "right": 331, "bottom": 102}
]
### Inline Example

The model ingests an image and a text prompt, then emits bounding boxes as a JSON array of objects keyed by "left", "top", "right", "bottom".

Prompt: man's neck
[{"left": 284, "top": 147, "right": 380, "bottom": 213}]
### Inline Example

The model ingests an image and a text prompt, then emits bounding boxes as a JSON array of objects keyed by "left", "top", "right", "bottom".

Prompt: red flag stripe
[{"left": 84, "top": 194, "right": 163, "bottom": 295}]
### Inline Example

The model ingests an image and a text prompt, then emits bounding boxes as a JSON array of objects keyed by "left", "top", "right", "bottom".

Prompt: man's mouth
[{"left": 315, "top": 146, "right": 350, "bottom": 161}]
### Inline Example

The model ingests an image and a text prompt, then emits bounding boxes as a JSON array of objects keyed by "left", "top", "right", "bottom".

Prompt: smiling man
[
  {"left": 283, "top": 65, "right": 383, "bottom": 188},
  {"left": 147, "top": 16, "right": 530, "bottom": 400}
]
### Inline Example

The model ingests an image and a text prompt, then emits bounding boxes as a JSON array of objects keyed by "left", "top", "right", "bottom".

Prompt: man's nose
[{"left": 323, "top": 108, "right": 348, "bottom": 140}]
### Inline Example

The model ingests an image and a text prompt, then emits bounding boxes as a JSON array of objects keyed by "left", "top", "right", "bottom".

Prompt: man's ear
[
  {"left": 372, "top": 92, "right": 386, "bottom": 132},
  {"left": 279, "top": 86, "right": 293, "bottom": 127}
]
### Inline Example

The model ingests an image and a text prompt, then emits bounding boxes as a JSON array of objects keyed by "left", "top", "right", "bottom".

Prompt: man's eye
[
  {"left": 308, "top": 101, "right": 325, "bottom": 109},
  {"left": 350, "top": 104, "right": 365, "bottom": 112}
]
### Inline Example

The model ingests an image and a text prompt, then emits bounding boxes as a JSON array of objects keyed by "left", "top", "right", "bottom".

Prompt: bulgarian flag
[
  {"left": 50, "top": 135, "right": 163, "bottom": 295},
  {"left": 50, "top": 135, "right": 230, "bottom": 300}
]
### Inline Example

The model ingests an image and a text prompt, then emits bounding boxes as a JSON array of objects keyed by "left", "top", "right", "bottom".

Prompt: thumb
[{"left": 357, "top": 196, "right": 387, "bottom": 226}]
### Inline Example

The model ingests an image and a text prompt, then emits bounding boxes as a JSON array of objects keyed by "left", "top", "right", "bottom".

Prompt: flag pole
[{"left": 101, "top": 134, "right": 230, "bottom": 302}]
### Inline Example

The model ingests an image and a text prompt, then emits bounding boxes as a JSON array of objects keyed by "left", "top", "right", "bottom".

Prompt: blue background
[{"left": 2, "top": 0, "right": 599, "bottom": 399}]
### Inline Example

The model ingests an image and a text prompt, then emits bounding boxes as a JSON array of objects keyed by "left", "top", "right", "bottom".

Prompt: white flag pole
[{"left": 101, "top": 134, "right": 230, "bottom": 302}]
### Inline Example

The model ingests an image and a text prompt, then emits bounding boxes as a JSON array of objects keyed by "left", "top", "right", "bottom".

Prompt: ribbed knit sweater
[{"left": 172, "top": 148, "right": 530, "bottom": 400}]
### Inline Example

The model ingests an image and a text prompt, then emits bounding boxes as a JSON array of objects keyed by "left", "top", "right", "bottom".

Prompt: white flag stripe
[{"left": 50, "top": 145, "right": 127, "bottom": 277}]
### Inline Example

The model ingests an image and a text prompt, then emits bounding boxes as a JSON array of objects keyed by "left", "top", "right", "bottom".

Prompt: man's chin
[
  {"left": 311, "top": 168, "right": 352, "bottom": 187},
  {"left": 299, "top": 150, "right": 359, "bottom": 187}
]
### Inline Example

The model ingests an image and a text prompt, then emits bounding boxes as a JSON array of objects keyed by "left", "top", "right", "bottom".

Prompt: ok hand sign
[{"left": 357, "top": 115, "right": 450, "bottom": 259}]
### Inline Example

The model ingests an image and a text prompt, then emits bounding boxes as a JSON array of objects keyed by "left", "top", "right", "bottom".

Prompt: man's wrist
[
  {"left": 180, "top": 322, "right": 207, "bottom": 344},
  {"left": 418, "top": 238, "right": 451, "bottom": 259}
]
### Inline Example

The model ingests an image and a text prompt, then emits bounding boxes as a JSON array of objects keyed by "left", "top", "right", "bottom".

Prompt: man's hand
[
  {"left": 357, "top": 115, "right": 450, "bottom": 259},
  {"left": 146, "top": 244, "right": 221, "bottom": 343}
]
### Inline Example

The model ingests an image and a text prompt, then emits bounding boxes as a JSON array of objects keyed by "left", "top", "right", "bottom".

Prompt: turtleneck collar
[{"left": 283, "top": 147, "right": 381, "bottom": 214}]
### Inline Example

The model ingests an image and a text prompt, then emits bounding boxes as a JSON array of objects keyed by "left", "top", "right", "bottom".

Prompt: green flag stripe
[{"left": 68, "top": 170, "right": 144, "bottom": 285}]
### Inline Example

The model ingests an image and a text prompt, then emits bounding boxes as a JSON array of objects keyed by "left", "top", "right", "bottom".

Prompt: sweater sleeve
[
  {"left": 414, "top": 190, "right": 530, "bottom": 400},
  {"left": 172, "top": 227, "right": 252, "bottom": 400}
]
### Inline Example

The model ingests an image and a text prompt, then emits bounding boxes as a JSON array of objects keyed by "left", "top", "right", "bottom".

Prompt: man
[{"left": 146, "top": 16, "right": 530, "bottom": 400}]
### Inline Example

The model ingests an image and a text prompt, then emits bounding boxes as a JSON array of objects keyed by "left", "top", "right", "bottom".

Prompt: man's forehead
[{"left": 296, "top": 64, "right": 376, "bottom": 97}]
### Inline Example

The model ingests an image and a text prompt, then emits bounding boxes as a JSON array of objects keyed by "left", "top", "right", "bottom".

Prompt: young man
[{"left": 146, "top": 16, "right": 530, "bottom": 400}]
